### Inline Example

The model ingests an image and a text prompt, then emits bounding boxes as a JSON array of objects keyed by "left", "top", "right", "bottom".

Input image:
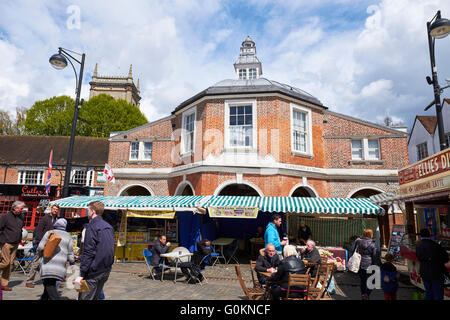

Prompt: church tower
[
  {"left": 233, "top": 36, "right": 262, "bottom": 80},
  {"left": 89, "top": 64, "right": 141, "bottom": 107}
]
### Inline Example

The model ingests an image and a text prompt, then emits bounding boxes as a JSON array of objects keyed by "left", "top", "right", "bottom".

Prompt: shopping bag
[
  {"left": 73, "top": 280, "right": 90, "bottom": 293},
  {"left": 43, "top": 231, "right": 62, "bottom": 259},
  {"left": 347, "top": 244, "right": 361, "bottom": 273}
]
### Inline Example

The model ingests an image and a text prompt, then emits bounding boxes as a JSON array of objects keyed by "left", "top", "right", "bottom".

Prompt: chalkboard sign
[{"left": 388, "top": 224, "right": 406, "bottom": 260}]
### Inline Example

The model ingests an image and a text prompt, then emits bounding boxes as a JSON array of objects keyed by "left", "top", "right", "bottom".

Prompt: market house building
[
  {"left": 0, "top": 135, "right": 109, "bottom": 230},
  {"left": 105, "top": 36, "right": 410, "bottom": 247}
]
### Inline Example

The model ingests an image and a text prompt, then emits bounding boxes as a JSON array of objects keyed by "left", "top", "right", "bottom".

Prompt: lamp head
[
  {"left": 49, "top": 52, "right": 68, "bottom": 70},
  {"left": 430, "top": 16, "right": 450, "bottom": 39}
]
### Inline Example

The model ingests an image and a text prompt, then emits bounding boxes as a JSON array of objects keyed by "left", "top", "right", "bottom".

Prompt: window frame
[
  {"left": 18, "top": 170, "right": 45, "bottom": 185},
  {"left": 416, "top": 142, "right": 428, "bottom": 161},
  {"left": 224, "top": 99, "right": 257, "bottom": 150},
  {"left": 180, "top": 106, "right": 197, "bottom": 156},
  {"left": 290, "top": 103, "right": 313, "bottom": 157},
  {"left": 70, "top": 169, "right": 95, "bottom": 187},
  {"left": 350, "top": 138, "right": 381, "bottom": 161},
  {"left": 129, "top": 141, "right": 153, "bottom": 161}
]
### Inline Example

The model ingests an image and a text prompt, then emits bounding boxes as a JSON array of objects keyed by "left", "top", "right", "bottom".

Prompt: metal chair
[
  {"left": 142, "top": 249, "right": 156, "bottom": 280},
  {"left": 226, "top": 239, "right": 240, "bottom": 264},
  {"left": 14, "top": 246, "right": 35, "bottom": 276}
]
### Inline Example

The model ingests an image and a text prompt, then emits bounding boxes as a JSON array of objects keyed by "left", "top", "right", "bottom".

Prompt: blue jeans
[{"left": 423, "top": 280, "right": 444, "bottom": 300}]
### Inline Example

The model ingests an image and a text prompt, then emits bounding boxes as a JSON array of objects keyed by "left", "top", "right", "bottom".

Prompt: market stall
[
  {"left": 376, "top": 148, "right": 450, "bottom": 299},
  {"left": 202, "top": 195, "right": 385, "bottom": 270},
  {"left": 50, "top": 195, "right": 210, "bottom": 262}
]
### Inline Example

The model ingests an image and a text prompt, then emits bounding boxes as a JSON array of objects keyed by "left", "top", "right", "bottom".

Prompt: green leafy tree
[
  {"left": 78, "top": 94, "right": 148, "bottom": 137},
  {"left": 23, "top": 95, "right": 75, "bottom": 135},
  {"left": 23, "top": 94, "right": 148, "bottom": 137}
]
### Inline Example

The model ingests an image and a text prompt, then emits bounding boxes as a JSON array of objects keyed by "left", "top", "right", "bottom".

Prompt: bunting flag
[
  {"left": 45, "top": 150, "right": 53, "bottom": 195},
  {"left": 103, "top": 163, "right": 115, "bottom": 183}
]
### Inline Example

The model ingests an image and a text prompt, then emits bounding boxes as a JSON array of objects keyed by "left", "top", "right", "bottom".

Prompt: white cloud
[{"left": 0, "top": 0, "right": 449, "bottom": 132}]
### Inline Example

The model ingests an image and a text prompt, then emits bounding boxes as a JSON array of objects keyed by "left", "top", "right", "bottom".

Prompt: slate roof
[
  {"left": 172, "top": 77, "right": 325, "bottom": 114},
  {"left": 0, "top": 135, "right": 109, "bottom": 167}
]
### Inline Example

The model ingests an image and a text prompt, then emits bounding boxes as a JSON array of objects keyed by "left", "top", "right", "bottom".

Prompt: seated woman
[{"left": 269, "top": 245, "right": 307, "bottom": 300}]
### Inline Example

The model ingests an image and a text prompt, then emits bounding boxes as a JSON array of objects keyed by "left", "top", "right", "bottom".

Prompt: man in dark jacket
[
  {"left": 416, "top": 228, "right": 449, "bottom": 300},
  {"left": 150, "top": 235, "right": 171, "bottom": 274},
  {"left": 25, "top": 204, "right": 59, "bottom": 288},
  {"left": 255, "top": 244, "right": 281, "bottom": 285},
  {"left": 0, "top": 201, "right": 25, "bottom": 291},
  {"left": 301, "top": 240, "right": 321, "bottom": 276},
  {"left": 297, "top": 222, "right": 312, "bottom": 245},
  {"left": 75, "top": 201, "right": 115, "bottom": 300}
]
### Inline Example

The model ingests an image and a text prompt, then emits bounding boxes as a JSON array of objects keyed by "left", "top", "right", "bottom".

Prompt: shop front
[{"left": 395, "top": 148, "right": 450, "bottom": 300}]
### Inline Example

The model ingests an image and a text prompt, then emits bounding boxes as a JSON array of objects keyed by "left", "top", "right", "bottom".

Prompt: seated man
[
  {"left": 300, "top": 240, "right": 321, "bottom": 276},
  {"left": 254, "top": 243, "right": 281, "bottom": 285},
  {"left": 179, "top": 239, "right": 212, "bottom": 283},
  {"left": 150, "top": 235, "right": 171, "bottom": 275}
]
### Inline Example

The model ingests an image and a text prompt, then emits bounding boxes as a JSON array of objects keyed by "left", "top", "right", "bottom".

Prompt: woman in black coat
[
  {"left": 350, "top": 229, "right": 381, "bottom": 300},
  {"left": 269, "top": 245, "right": 306, "bottom": 300}
]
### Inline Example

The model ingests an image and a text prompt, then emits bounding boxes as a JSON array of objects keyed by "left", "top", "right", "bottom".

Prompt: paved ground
[{"left": 3, "top": 258, "right": 419, "bottom": 300}]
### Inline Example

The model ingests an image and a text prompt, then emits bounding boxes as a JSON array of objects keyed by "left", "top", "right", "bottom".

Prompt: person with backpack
[
  {"left": 350, "top": 229, "right": 381, "bottom": 300},
  {"left": 37, "top": 218, "right": 74, "bottom": 300}
]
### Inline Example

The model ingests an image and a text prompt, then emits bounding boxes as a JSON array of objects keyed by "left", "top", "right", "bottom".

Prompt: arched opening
[
  {"left": 119, "top": 185, "right": 152, "bottom": 196},
  {"left": 350, "top": 189, "right": 382, "bottom": 198},
  {"left": 217, "top": 183, "right": 260, "bottom": 196},
  {"left": 179, "top": 184, "right": 194, "bottom": 196},
  {"left": 291, "top": 186, "right": 316, "bottom": 197}
]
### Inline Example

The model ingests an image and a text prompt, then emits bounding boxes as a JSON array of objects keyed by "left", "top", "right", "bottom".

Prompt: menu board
[
  {"left": 209, "top": 206, "right": 258, "bottom": 218},
  {"left": 388, "top": 224, "right": 406, "bottom": 259}
]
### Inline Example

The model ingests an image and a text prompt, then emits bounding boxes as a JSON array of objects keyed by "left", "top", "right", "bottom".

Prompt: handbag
[
  {"left": 43, "top": 231, "right": 62, "bottom": 259},
  {"left": 347, "top": 243, "right": 361, "bottom": 273}
]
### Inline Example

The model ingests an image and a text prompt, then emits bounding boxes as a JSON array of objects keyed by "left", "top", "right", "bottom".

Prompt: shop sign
[
  {"left": 209, "top": 206, "right": 258, "bottom": 218},
  {"left": 399, "top": 174, "right": 450, "bottom": 196},
  {"left": 126, "top": 210, "right": 176, "bottom": 219},
  {"left": 97, "top": 172, "right": 106, "bottom": 183},
  {"left": 399, "top": 148, "right": 450, "bottom": 185}
]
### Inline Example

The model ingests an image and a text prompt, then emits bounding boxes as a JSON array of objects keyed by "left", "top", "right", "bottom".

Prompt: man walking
[
  {"left": 264, "top": 214, "right": 287, "bottom": 255},
  {"left": 25, "top": 204, "right": 59, "bottom": 288},
  {"left": 75, "top": 201, "right": 115, "bottom": 300},
  {"left": 416, "top": 228, "right": 449, "bottom": 300},
  {"left": 0, "top": 201, "right": 25, "bottom": 291}
]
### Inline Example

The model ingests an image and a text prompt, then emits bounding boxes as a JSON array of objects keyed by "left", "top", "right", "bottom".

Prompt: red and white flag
[
  {"left": 45, "top": 150, "right": 53, "bottom": 195},
  {"left": 103, "top": 163, "right": 115, "bottom": 183}
]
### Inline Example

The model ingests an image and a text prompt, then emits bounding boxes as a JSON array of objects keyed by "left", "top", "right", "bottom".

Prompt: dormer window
[{"left": 249, "top": 68, "right": 257, "bottom": 79}]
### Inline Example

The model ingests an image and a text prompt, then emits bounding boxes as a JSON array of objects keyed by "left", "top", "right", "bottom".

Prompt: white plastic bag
[{"left": 347, "top": 244, "right": 361, "bottom": 273}]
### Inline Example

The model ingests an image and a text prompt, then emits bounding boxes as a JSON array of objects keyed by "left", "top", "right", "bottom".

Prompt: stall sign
[
  {"left": 399, "top": 148, "right": 450, "bottom": 185},
  {"left": 399, "top": 174, "right": 450, "bottom": 197},
  {"left": 126, "top": 210, "right": 176, "bottom": 219},
  {"left": 117, "top": 212, "right": 127, "bottom": 246},
  {"left": 209, "top": 206, "right": 258, "bottom": 218},
  {"left": 71, "top": 233, "right": 79, "bottom": 252},
  {"left": 388, "top": 224, "right": 406, "bottom": 260}
]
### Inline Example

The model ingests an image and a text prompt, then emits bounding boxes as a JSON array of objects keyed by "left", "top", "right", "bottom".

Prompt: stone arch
[
  {"left": 174, "top": 180, "right": 195, "bottom": 196},
  {"left": 288, "top": 183, "right": 319, "bottom": 197},
  {"left": 118, "top": 183, "right": 154, "bottom": 196},
  {"left": 213, "top": 180, "right": 264, "bottom": 196}
]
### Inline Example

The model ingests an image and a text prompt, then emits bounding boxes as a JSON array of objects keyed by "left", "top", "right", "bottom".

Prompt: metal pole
[
  {"left": 62, "top": 53, "right": 85, "bottom": 198},
  {"left": 427, "top": 15, "right": 448, "bottom": 151}
]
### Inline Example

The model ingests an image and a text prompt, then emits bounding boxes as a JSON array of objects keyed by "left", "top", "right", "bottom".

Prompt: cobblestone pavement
[{"left": 3, "top": 259, "right": 419, "bottom": 300}]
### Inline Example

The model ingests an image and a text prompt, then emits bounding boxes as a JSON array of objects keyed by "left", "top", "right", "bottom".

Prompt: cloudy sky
[{"left": 1, "top": 0, "right": 449, "bottom": 130}]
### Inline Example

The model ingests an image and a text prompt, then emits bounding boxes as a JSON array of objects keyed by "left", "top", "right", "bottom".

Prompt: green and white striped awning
[
  {"left": 203, "top": 196, "right": 384, "bottom": 215},
  {"left": 50, "top": 195, "right": 211, "bottom": 211},
  {"left": 50, "top": 195, "right": 384, "bottom": 215}
]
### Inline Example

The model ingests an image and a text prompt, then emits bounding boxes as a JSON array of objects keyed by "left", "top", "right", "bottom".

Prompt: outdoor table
[
  {"left": 160, "top": 249, "right": 193, "bottom": 283},
  {"left": 212, "top": 237, "right": 234, "bottom": 265}
]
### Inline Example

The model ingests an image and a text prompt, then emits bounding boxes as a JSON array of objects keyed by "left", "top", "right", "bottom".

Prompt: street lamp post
[
  {"left": 426, "top": 11, "right": 450, "bottom": 151},
  {"left": 49, "top": 48, "right": 86, "bottom": 198}
]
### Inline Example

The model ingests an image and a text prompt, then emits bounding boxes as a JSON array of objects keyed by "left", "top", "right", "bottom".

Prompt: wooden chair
[
  {"left": 284, "top": 274, "right": 310, "bottom": 300},
  {"left": 320, "top": 255, "right": 329, "bottom": 263},
  {"left": 250, "top": 260, "right": 262, "bottom": 288},
  {"left": 235, "top": 265, "right": 265, "bottom": 300},
  {"left": 310, "top": 263, "right": 335, "bottom": 300}
]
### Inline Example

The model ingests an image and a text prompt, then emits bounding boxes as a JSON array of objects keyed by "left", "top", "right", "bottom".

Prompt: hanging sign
[
  {"left": 209, "top": 206, "right": 258, "bottom": 218},
  {"left": 126, "top": 210, "right": 176, "bottom": 219},
  {"left": 117, "top": 211, "right": 128, "bottom": 247}
]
